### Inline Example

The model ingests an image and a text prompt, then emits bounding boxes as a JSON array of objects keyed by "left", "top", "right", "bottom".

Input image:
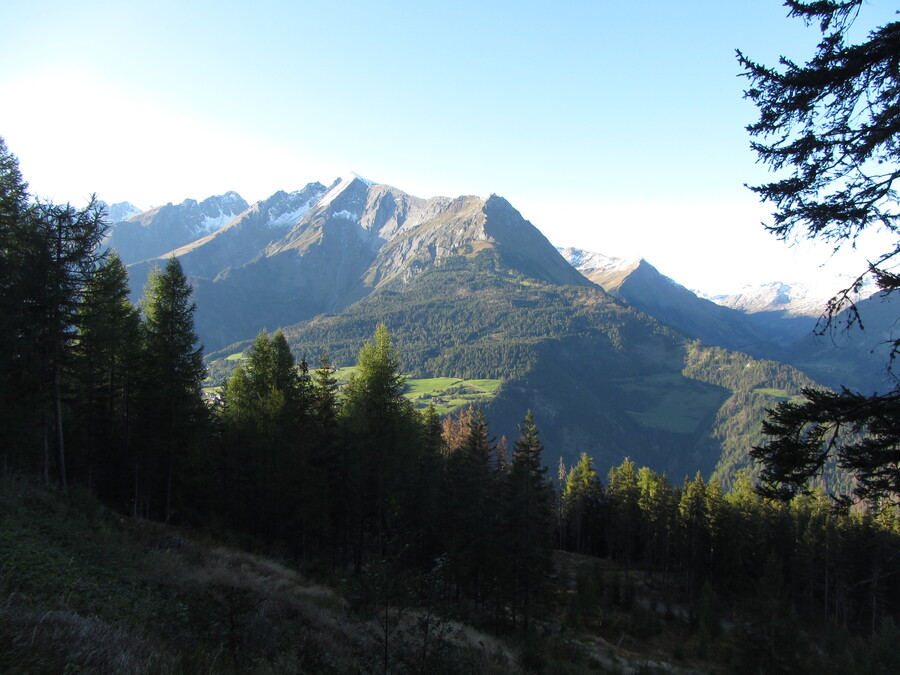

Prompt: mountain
[
  {"left": 97, "top": 200, "right": 142, "bottom": 223},
  {"left": 119, "top": 178, "right": 823, "bottom": 485},
  {"left": 559, "top": 247, "right": 894, "bottom": 395},
  {"left": 106, "top": 191, "right": 249, "bottom": 264},
  {"left": 264, "top": 241, "right": 818, "bottom": 487},
  {"left": 559, "top": 247, "right": 799, "bottom": 353},
  {"left": 165, "top": 183, "right": 327, "bottom": 278},
  {"left": 127, "top": 176, "right": 589, "bottom": 352},
  {"left": 709, "top": 277, "right": 874, "bottom": 317},
  {"left": 781, "top": 291, "right": 900, "bottom": 393}
]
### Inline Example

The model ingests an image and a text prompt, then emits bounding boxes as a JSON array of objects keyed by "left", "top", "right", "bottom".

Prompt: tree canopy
[{"left": 741, "top": 1, "right": 900, "bottom": 506}]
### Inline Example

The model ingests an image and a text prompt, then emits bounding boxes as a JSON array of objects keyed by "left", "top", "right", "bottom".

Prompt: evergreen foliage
[
  {"left": 2, "top": 140, "right": 899, "bottom": 672},
  {"left": 70, "top": 252, "right": 141, "bottom": 503},
  {"left": 740, "top": 1, "right": 900, "bottom": 506},
  {"left": 136, "top": 257, "right": 207, "bottom": 521}
]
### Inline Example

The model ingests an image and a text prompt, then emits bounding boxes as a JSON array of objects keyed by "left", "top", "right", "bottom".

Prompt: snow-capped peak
[
  {"left": 316, "top": 173, "right": 373, "bottom": 211},
  {"left": 558, "top": 246, "right": 639, "bottom": 274},
  {"left": 350, "top": 171, "right": 375, "bottom": 186},
  {"left": 98, "top": 200, "right": 143, "bottom": 222},
  {"left": 704, "top": 275, "right": 876, "bottom": 317}
]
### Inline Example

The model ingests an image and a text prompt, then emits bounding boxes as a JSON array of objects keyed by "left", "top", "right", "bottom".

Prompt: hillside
[
  {"left": 0, "top": 477, "right": 524, "bottom": 673},
  {"left": 111, "top": 178, "right": 824, "bottom": 485},
  {"left": 219, "top": 247, "right": 819, "bottom": 487}
]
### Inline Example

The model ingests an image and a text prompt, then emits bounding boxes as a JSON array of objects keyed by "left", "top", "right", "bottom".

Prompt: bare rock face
[
  {"left": 122, "top": 176, "right": 590, "bottom": 352},
  {"left": 106, "top": 191, "right": 250, "bottom": 264}
]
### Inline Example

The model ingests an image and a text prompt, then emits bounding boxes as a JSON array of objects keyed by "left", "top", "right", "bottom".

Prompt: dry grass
[{"left": 0, "top": 600, "right": 178, "bottom": 674}]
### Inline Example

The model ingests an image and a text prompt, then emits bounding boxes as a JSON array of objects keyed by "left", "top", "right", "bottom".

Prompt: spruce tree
[
  {"left": 0, "top": 137, "right": 34, "bottom": 471},
  {"left": 71, "top": 251, "right": 141, "bottom": 503},
  {"left": 219, "top": 329, "right": 305, "bottom": 539},
  {"left": 561, "top": 452, "right": 605, "bottom": 555},
  {"left": 739, "top": 1, "right": 900, "bottom": 506},
  {"left": 137, "top": 257, "right": 206, "bottom": 521},
  {"left": 340, "top": 324, "right": 417, "bottom": 562},
  {"left": 505, "top": 410, "right": 553, "bottom": 630}
]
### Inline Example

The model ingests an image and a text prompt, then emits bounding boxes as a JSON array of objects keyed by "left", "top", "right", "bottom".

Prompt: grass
[
  {"left": 0, "top": 477, "right": 525, "bottom": 674},
  {"left": 752, "top": 387, "right": 804, "bottom": 403},
  {"left": 333, "top": 369, "right": 503, "bottom": 416},
  {"left": 616, "top": 374, "right": 728, "bottom": 434},
  {"left": 404, "top": 377, "right": 462, "bottom": 397},
  {"left": 204, "top": 363, "right": 502, "bottom": 417}
]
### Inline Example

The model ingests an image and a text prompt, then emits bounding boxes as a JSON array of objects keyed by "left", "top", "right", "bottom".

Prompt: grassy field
[
  {"left": 616, "top": 373, "right": 729, "bottom": 435},
  {"left": 299, "top": 367, "right": 502, "bottom": 416},
  {"left": 752, "top": 387, "right": 804, "bottom": 403}
]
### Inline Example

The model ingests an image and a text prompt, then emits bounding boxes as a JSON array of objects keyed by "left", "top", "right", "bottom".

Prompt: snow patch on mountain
[
  {"left": 332, "top": 210, "right": 358, "bottom": 222},
  {"left": 703, "top": 275, "right": 876, "bottom": 317},
  {"left": 317, "top": 174, "right": 370, "bottom": 210},
  {"left": 98, "top": 200, "right": 143, "bottom": 222},
  {"left": 196, "top": 211, "right": 238, "bottom": 235},
  {"left": 558, "top": 247, "right": 639, "bottom": 274},
  {"left": 350, "top": 172, "right": 375, "bottom": 186},
  {"left": 269, "top": 199, "right": 316, "bottom": 227}
]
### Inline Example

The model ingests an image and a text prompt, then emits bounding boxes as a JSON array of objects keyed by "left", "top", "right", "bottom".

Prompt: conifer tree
[
  {"left": 219, "top": 329, "right": 306, "bottom": 538},
  {"left": 607, "top": 458, "right": 642, "bottom": 573},
  {"left": 0, "top": 137, "right": 35, "bottom": 470},
  {"left": 28, "top": 197, "right": 108, "bottom": 490},
  {"left": 739, "top": 1, "right": 900, "bottom": 506},
  {"left": 504, "top": 411, "right": 553, "bottom": 630},
  {"left": 442, "top": 406, "right": 505, "bottom": 608},
  {"left": 71, "top": 251, "right": 141, "bottom": 503},
  {"left": 561, "top": 452, "right": 605, "bottom": 555},
  {"left": 341, "top": 324, "right": 417, "bottom": 562},
  {"left": 308, "top": 351, "right": 342, "bottom": 559},
  {"left": 637, "top": 466, "right": 676, "bottom": 581},
  {"left": 137, "top": 257, "right": 206, "bottom": 521}
]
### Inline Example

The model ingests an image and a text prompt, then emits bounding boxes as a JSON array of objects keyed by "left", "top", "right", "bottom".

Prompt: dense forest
[{"left": 2, "top": 135, "right": 900, "bottom": 672}]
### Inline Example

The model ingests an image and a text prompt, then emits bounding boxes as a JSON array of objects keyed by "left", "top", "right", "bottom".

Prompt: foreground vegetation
[
  {"left": 3, "top": 134, "right": 900, "bottom": 673},
  {"left": 4, "top": 464, "right": 899, "bottom": 674}
]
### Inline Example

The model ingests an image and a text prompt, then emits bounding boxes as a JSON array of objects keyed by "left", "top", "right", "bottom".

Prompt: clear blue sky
[{"left": 1, "top": 0, "right": 894, "bottom": 293}]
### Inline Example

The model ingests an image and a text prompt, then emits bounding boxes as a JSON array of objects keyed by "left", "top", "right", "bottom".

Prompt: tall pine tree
[{"left": 137, "top": 257, "right": 206, "bottom": 521}]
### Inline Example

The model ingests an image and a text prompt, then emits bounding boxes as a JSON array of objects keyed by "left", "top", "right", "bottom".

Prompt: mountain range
[{"left": 103, "top": 177, "right": 888, "bottom": 486}]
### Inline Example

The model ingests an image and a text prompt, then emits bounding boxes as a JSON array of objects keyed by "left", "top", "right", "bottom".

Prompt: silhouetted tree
[
  {"left": 136, "top": 257, "right": 206, "bottom": 521},
  {"left": 739, "top": 1, "right": 900, "bottom": 506}
]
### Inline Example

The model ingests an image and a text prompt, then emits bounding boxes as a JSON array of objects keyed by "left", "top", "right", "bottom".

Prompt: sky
[{"left": 0, "top": 0, "right": 895, "bottom": 295}]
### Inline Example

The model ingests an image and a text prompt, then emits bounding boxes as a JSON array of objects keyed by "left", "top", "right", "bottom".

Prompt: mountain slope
[
  {"left": 120, "top": 180, "right": 820, "bottom": 485},
  {"left": 106, "top": 191, "right": 249, "bottom": 264},
  {"left": 239, "top": 246, "right": 819, "bottom": 486},
  {"left": 560, "top": 247, "right": 796, "bottom": 353},
  {"left": 781, "top": 291, "right": 900, "bottom": 392},
  {"left": 129, "top": 177, "right": 590, "bottom": 353}
]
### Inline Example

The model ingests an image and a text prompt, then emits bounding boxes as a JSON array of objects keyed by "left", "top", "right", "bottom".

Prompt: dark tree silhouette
[{"left": 740, "top": 1, "right": 900, "bottom": 506}]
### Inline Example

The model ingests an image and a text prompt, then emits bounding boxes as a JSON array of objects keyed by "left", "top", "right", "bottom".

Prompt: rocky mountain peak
[{"left": 98, "top": 200, "right": 143, "bottom": 223}]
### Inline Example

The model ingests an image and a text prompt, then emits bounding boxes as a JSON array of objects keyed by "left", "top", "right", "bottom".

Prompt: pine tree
[
  {"left": 340, "top": 324, "right": 417, "bottom": 563},
  {"left": 137, "top": 257, "right": 206, "bottom": 521},
  {"left": 308, "top": 351, "right": 342, "bottom": 559},
  {"left": 219, "top": 329, "right": 305, "bottom": 539},
  {"left": 29, "top": 197, "right": 108, "bottom": 490},
  {"left": 71, "top": 251, "right": 141, "bottom": 503},
  {"left": 607, "top": 457, "right": 642, "bottom": 573},
  {"left": 561, "top": 452, "right": 605, "bottom": 555},
  {"left": 739, "top": 1, "right": 900, "bottom": 506},
  {"left": 0, "top": 137, "right": 34, "bottom": 471},
  {"left": 504, "top": 411, "right": 553, "bottom": 630},
  {"left": 444, "top": 406, "right": 499, "bottom": 606}
]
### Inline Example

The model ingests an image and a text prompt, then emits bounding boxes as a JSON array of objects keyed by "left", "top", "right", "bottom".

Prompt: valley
[{"left": 2, "top": 140, "right": 896, "bottom": 674}]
